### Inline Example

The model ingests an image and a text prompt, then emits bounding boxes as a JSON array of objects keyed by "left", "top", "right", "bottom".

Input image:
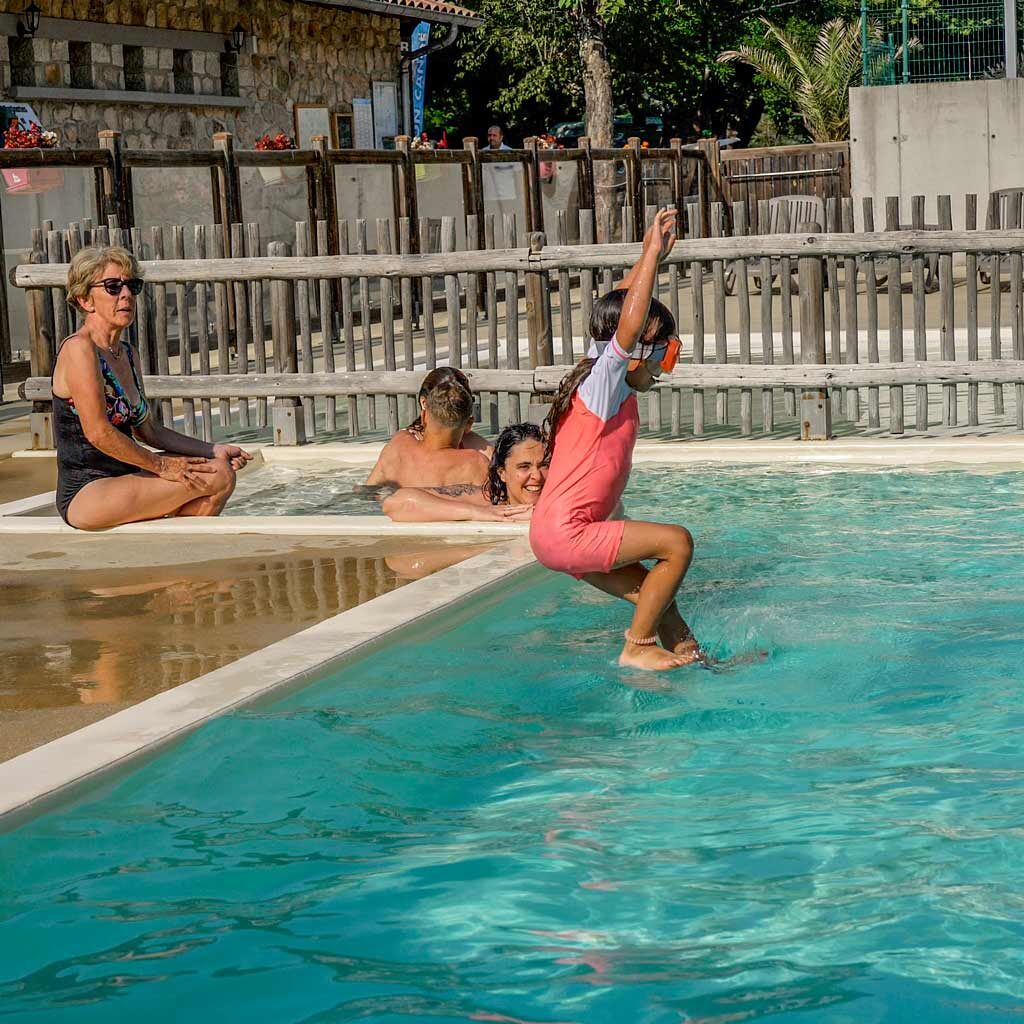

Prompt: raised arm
[{"left": 615, "top": 208, "right": 677, "bottom": 352}]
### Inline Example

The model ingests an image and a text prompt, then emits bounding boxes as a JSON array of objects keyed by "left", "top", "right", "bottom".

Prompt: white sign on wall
[
  {"left": 352, "top": 97, "right": 374, "bottom": 150},
  {"left": 371, "top": 81, "right": 399, "bottom": 148}
]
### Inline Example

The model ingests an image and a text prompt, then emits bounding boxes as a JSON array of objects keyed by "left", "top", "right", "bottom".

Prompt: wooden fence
[
  {"left": 720, "top": 142, "right": 851, "bottom": 206},
  {"left": 0, "top": 129, "right": 730, "bottom": 370},
  {"left": 14, "top": 188, "right": 1024, "bottom": 445}
]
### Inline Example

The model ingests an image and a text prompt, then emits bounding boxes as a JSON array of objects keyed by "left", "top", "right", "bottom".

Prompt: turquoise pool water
[
  {"left": 231, "top": 465, "right": 381, "bottom": 515},
  {"left": 2, "top": 466, "right": 1023, "bottom": 1023}
]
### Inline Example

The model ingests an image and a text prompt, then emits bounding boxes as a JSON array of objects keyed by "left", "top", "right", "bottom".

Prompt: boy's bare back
[{"left": 365, "top": 431, "right": 489, "bottom": 488}]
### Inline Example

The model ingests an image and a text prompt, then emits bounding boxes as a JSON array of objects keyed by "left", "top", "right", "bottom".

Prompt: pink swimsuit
[{"left": 529, "top": 336, "right": 639, "bottom": 578}]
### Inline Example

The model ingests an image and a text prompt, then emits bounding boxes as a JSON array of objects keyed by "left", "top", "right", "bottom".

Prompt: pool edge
[{"left": 0, "top": 538, "right": 540, "bottom": 829}]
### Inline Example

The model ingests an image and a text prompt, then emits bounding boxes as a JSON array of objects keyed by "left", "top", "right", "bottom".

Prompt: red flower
[
  {"left": 3, "top": 119, "right": 58, "bottom": 149},
  {"left": 254, "top": 131, "right": 296, "bottom": 151}
]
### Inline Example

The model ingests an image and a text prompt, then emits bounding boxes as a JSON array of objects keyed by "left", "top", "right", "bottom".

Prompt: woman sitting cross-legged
[
  {"left": 51, "top": 244, "right": 252, "bottom": 530},
  {"left": 382, "top": 423, "right": 546, "bottom": 523}
]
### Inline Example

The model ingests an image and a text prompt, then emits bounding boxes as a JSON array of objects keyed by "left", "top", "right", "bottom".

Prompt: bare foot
[
  {"left": 668, "top": 637, "right": 705, "bottom": 664},
  {"left": 618, "top": 643, "right": 691, "bottom": 671}
]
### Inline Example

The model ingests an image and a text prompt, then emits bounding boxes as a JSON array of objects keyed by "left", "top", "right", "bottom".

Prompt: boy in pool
[
  {"left": 530, "top": 208, "right": 702, "bottom": 672},
  {"left": 365, "top": 378, "right": 489, "bottom": 490}
]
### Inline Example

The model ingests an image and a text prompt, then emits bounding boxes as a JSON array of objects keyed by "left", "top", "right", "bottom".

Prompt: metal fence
[{"left": 863, "top": 0, "right": 1016, "bottom": 85}]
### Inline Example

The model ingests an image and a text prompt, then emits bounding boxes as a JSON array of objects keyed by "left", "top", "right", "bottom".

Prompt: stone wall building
[
  {"left": 0, "top": 0, "right": 479, "bottom": 151},
  {"left": 0, "top": 0, "right": 479, "bottom": 370}
]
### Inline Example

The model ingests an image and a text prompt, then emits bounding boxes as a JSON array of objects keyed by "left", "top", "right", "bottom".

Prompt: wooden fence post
[
  {"left": 268, "top": 240, "right": 306, "bottom": 445},
  {"left": 577, "top": 135, "right": 596, "bottom": 215},
  {"left": 463, "top": 137, "right": 486, "bottom": 248},
  {"left": 669, "top": 137, "right": 685, "bottom": 209},
  {"left": 98, "top": 130, "right": 130, "bottom": 230},
  {"left": 308, "top": 134, "right": 332, "bottom": 239},
  {"left": 394, "top": 135, "right": 420, "bottom": 243},
  {"left": 212, "top": 132, "right": 242, "bottom": 254},
  {"left": 526, "top": 230, "right": 554, "bottom": 422},
  {"left": 524, "top": 136, "right": 545, "bottom": 234},
  {"left": 797, "top": 221, "right": 831, "bottom": 440},
  {"left": 25, "top": 239, "right": 55, "bottom": 448},
  {"left": 626, "top": 137, "right": 644, "bottom": 239},
  {"left": 696, "top": 137, "right": 726, "bottom": 238}
]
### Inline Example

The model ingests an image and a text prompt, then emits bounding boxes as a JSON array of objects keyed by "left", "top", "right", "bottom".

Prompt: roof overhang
[{"left": 299, "top": 0, "right": 483, "bottom": 29}]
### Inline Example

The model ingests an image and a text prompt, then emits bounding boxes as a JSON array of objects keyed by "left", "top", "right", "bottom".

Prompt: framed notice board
[{"left": 293, "top": 104, "right": 331, "bottom": 149}]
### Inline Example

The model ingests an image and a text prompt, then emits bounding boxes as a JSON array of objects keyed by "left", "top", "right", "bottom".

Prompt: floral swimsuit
[{"left": 53, "top": 343, "right": 150, "bottom": 526}]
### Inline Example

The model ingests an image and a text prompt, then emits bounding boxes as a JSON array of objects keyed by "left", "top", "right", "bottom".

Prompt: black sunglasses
[{"left": 89, "top": 277, "right": 144, "bottom": 297}]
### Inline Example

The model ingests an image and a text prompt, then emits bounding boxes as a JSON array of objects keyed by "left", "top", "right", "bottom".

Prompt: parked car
[{"left": 549, "top": 114, "right": 666, "bottom": 148}]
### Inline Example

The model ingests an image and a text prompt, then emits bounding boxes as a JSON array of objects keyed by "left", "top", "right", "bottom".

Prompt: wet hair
[
  {"left": 425, "top": 379, "right": 474, "bottom": 429},
  {"left": 407, "top": 366, "right": 472, "bottom": 432},
  {"left": 589, "top": 289, "right": 676, "bottom": 346},
  {"left": 483, "top": 422, "right": 544, "bottom": 504},
  {"left": 543, "top": 359, "right": 595, "bottom": 462},
  {"left": 544, "top": 292, "right": 677, "bottom": 461}
]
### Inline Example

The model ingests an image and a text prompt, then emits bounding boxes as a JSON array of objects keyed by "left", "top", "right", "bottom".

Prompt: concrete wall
[{"left": 850, "top": 78, "right": 1024, "bottom": 230}]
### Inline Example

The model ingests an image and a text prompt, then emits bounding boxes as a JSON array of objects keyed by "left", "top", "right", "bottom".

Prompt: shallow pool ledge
[
  {"left": 0, "top": 514, "right": 529, "bottom": 537},
  {"left": 254, "top": 437, "right": 1024, "bottom": 468},
  {"left": 0, "top": 538, "right": 540, "bottom": 827}
]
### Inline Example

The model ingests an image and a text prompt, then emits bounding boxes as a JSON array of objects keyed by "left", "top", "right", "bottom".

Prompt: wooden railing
[
  {"left": 720, "top": 142, "right": 851, "bottom": 206},
  {"left": 13, "top": 197, "right": 1024, "bottom": 445}
]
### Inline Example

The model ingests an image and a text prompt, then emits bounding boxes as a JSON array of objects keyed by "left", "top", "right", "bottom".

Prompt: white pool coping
[
  {"left": 253, "top": 438, "right": 1024, "bottom": 468},
  {"left": 0, "top": 513, "right": 529, "bottom": 537},
  {"left": 0, "top": 538, "right": 540, "bottom": 827}
]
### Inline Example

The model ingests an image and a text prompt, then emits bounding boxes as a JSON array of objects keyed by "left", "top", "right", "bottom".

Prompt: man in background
[{"left": 483, "top": 125, "right": 520, "bottom": 245}]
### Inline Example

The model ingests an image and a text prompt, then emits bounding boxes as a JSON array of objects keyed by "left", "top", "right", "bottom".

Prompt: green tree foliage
[
  {"left": 718, "top": 17, "right": 864, "bottom": 142},
  {"left": 426, "top": 0, "right": 857, "bottom": 143}
]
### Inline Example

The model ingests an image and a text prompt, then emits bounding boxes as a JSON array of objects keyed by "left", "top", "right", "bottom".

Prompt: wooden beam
[
  {"left": 534, "top": 361, "right": 1024, "bottom": 390},
  {"left": 17, "top": 231, "right": 1024, "bottom": 289}
]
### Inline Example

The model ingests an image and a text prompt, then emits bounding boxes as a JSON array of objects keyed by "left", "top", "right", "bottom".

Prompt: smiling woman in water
[{"left": 382, "top": 423, "right": 547, "bottom": 522}]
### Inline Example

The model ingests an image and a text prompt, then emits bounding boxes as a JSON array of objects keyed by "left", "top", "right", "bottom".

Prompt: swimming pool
[
  {"left": 231, "top": 464, "right": 381, "bottom": 516},
  {"left": 1, "top": 466, "right": 1022, "bottom": 1022}
]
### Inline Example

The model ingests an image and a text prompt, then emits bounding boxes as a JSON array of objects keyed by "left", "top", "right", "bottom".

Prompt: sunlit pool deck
[{"left": 3, "top": 433, "right": 1024, "bottom": 827}]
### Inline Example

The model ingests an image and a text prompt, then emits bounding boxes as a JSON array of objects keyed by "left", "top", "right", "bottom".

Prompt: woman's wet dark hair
[
  {"left": 407, "top": 366, "right": 472, "bottom": 432},
  {"left": 483, "top": 422, "right": 544, "bottom": 504},
  {"left": 589, "top": 288, "right": 676, "bottom": 345}
]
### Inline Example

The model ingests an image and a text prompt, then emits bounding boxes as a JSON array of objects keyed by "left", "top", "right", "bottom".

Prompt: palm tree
[{"left": 718, "top": 18, "right": 864, "bottom": 143}]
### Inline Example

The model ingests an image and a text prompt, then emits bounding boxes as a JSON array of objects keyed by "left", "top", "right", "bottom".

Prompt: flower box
[{"left": 3, "top": 167, "right": 65, "bottom": 195}]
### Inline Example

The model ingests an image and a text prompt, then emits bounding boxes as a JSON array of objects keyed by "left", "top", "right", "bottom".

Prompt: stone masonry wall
[{"left": 0, "top": 0, "right": 401, "bottom": 150}]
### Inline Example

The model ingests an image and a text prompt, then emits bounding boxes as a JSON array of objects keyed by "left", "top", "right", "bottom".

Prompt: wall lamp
[
  {"left": 18, "top": 1, "right": 42, "bottom": 38},
  {"left": 225, "top": 23, "right": 245, "bottom": 53}
]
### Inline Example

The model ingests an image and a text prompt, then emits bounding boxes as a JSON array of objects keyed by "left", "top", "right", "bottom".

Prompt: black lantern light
[
  {"left": 226, "top": 23, "right": 245, "bottom": 53},
  {"left": 19, "top": 1, "right": 42, "bottom": 38}
]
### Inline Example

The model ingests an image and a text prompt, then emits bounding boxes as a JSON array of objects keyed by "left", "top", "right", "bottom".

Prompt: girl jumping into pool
[{"left": 530, "top": 207, "right": 701, "bottom": 672}]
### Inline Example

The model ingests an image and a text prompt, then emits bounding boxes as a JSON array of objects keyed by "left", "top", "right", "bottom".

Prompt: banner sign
[{"left": 411, "top": 21, "right": 431, "bottom": 138}]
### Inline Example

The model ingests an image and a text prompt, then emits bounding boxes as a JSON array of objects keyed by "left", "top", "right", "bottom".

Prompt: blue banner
[{"left": 411, "top": 21, "right": 431, "bottom": 138}]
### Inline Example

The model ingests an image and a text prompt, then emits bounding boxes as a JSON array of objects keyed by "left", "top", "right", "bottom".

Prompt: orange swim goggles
[{"left": 628, "top": 337, "right": 681, "bottom": 375}]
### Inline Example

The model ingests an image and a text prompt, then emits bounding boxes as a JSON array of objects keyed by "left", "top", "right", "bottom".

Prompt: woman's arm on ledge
[
  {"left": 383, "top": 486, "right": 530, "bottom": 522},
  {"left": 134, "top": 416, "right": 214, "bottom": 458}
]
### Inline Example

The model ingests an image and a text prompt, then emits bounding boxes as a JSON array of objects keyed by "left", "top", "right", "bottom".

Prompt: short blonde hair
[{"left": 66, "top": 245, "right": 141, "bottom": 308}]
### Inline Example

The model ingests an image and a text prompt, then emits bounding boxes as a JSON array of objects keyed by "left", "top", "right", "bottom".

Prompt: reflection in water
[{"left": 0, "top": 552, "right": 410, "bottom": 713}]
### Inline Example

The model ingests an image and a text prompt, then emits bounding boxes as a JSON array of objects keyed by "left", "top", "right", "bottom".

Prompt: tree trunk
[
  {"left": 580, "top": 28, "right": 615, "bottom": 242},
  {"left": 581, "top": 36, "right": 613, "bottom": 147}
]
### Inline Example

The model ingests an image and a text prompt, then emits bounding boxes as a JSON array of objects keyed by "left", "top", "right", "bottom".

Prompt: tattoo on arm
[{"left": 428, "top": 484, "right": 481, "bottom": 497}]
